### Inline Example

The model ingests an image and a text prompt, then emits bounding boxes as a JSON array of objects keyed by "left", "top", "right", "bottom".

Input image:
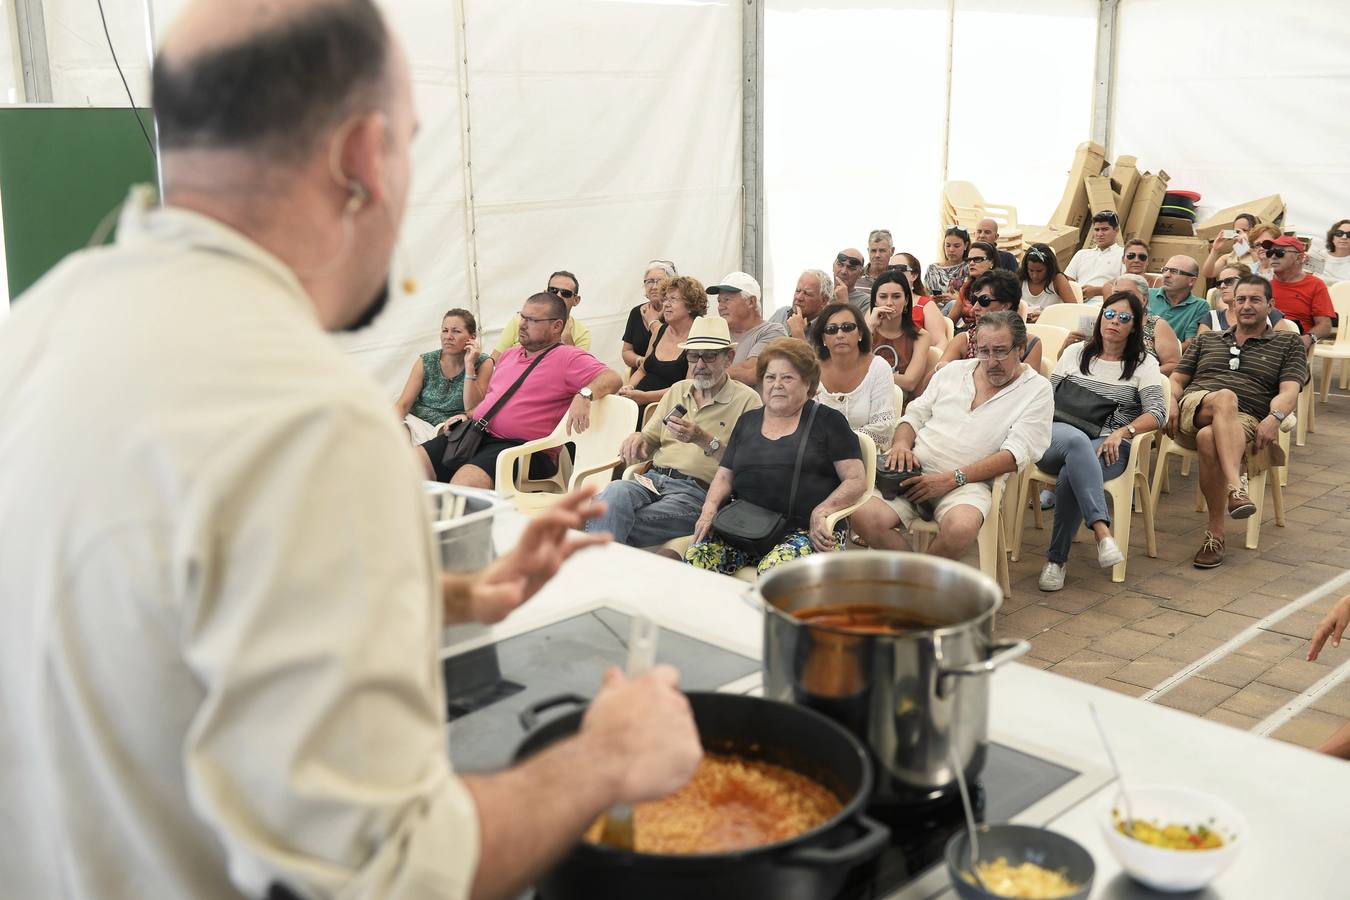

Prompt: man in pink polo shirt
[
  {"left": 1265, "top": 234, "right": 1334, "bottom": 350},
  {"left": 418, "top": 291, "right": 621, "bottom": 484}
]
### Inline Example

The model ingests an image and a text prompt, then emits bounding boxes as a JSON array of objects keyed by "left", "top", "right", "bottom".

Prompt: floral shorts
[{"left": 685, "top": 525, "right": 847, "bottom": 576}]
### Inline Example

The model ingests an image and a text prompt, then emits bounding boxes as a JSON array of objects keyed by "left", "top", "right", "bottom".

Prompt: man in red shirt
[{"left": 1266, "top": 235, "right": 1333, "bottom": 351}]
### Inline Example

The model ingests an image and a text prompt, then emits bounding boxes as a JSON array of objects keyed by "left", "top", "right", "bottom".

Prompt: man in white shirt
[
  {"left": 0, "top": 3, "right": 700, "bottom": 899},
  {"left": 851, "top": 311, "right": 1054, "bottom": 559},
  {"left": 1065, "top": 210, "right": 1125, "bottom": 299}
]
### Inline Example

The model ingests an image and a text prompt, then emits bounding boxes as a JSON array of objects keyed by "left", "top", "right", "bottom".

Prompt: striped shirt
[
  {"left": 1176, "top": 327, "right": 1308, "bottom": 421},
  {"left": 1050, "top": 343, "right": 1167, "bottom": 436}
]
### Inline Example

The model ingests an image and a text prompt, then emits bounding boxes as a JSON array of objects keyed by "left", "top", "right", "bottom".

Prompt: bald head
[
  {"left": 154, "top": 0, "right": 392, "bottom": 164},
  {"left": 974, "top": 218, "right": 1000, "bottom": 245}
]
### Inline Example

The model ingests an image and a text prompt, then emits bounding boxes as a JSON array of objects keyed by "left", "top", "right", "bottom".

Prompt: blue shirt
[{"left": 1147, "top": 288, "right": 1210, "bottom": 341}]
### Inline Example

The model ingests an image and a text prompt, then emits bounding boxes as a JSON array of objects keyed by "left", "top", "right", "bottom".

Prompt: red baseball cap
[{"left": 1259, "top": 235, "right": 1303, "bottom": 251}]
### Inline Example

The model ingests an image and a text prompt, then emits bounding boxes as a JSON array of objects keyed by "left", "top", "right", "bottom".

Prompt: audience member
[
  {"left": 395, "top": 308, "right": 495, "bottom": 443},
  {"left": 925, "top": 226, "right": 970, "bottom": 301},
  {"left": 771, "top": 268, "right": 833, "bottom": 341},
  {"left": 1019, "top": 243, "right": 1076, "bottom": 321},
  {"left": 852, "top": 311, "right": 1053, "bottom": 559},
  {"left": 832, "top": 248, "right": 872, "bottom": 311},
  {"left": 1166, "top": 276, "right": 1306, "bottom": 568},
  {"left": 865, "top": 270, "right": 934, "bottom": 395},
  {"left": 1147, "top": 255, "right": 1210, "bottom": 343},
  {"left": 1316, "top": 218, "right": 1350, "bottom": 286},
  {"left": 1113, "top": 274, "right": 1181, "bottom": 376},
  {"left": 974, "top": 217, "right": 1018, "bottom": 271},
  {"left": 1065, "top": 211, "right": 1124, "bottom": 299},
  {"left": 620, "top": 274, "right": 704, "bottom": 419},
  {"left": 493, "top": 270, "right": 591, "bottom": 356},
  {"left": 419, "top": 291, "right": 620, "bottom": 486},
  {"left": 687, "top": 338, "right": 866, "bottom": 575},
  {"left": 1036, "top": 291, "right": 1166, "bottom": 591},
  {"left": 1199, "top": 264, "right": 1285, "bottom": 333},
  {"left": 1123, "top": 239, "right": 1150, "bottom": 276},
  {"left": 1265, "top": 235, "right": 1334, "bottom": 347},
  {"left": 1201, "top": 212, "right": 1261, "bottom": 278},
  {"left": 588, "top": 317, "right": 760, "bottom": 548},
  {"left": 858, "top": 229, "right": 894, "bottom": 293},
  {"left": 938, "top": 270, "right": 1043, "bottom": 373},
  {"left": 889, "top": 251, "right": 947, "bottom": 347},
  {"left": 622, "top": 260, "right": 676, "bottom": 370},
  {"left": 708, "top": 271, "right": 787, "bottom": 386},
  {"left": 814, "top": 302, "right": 898, "bottom": 451},
  {"left": 1306, "top": 593, "right": 1350, "bottom": 759},
  {"left": 947, "top": 240, "right": 998, "bottom": 330}
]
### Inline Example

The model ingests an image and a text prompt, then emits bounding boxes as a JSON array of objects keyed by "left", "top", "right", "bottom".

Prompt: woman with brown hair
[
  {"left": 394, "top": 308, "right": 495, "bottom": 443},
  {"left": 620, "top": 274, "right": 705, "bottom": 418}
]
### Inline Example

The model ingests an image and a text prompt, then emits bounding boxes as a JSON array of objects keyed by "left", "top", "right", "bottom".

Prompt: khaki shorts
[
  {"left": 1175, "top": 389, "right": 1285, "bottom": 473},
  {"left": 885, "top": 481, "right": 992, "bottom": 529}
]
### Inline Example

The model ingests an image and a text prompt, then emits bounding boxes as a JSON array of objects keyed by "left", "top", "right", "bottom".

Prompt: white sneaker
[
  {"left": 1096, "top": 536, "right": 1125, "bottom": 568},
  {"left": 1039, "top": 561, "right": 1067, "bottom": 592}
]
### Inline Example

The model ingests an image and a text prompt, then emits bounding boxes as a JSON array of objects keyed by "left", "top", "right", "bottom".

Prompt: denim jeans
[
  {"left": 585, "top": 471, "right": 708, "bottom": 547},
  {"left": 1036, "top": 422, "right": 1130, "bottom": 564}
]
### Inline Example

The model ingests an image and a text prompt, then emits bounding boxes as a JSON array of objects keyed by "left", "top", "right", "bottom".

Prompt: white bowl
[{"left": 1099, "top": 783, "right": 1247, "bottom": 892}]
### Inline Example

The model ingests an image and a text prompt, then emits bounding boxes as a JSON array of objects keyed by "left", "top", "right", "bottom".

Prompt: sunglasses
[
  {"left": 547, "top": 285, "right": 576, "bottom": 299},
  {"left": 973, "top": 293, "right": 999, "bottom": 307},
  {"left": 1217, "top": 276, "right": 1240, "bottom": 288},
  {"left": 1124, "top": 251, "right": 1148, "bottom": 261},
  {"left": 823, "top": 321, "right": 860, "bottom": 335},
  {"left": 1266, "top": 248, "right": 1298, "bottom": 259},
  {"left": 519, "top": 313, "right": 561, "bottom": 325},
  {"left": 1159, "top": 266, "right": 1198, "bottom": 277},
  {"left": 1334, "top": 230, "right": 1350, "bottom": 239},
  {"left": 948, "top": 227, "right": 970, "bottom": 238},
  {"left": 888, "top": 264, "right": 915, "bottom": 274},
  {"left": 1102, "top": 309, "right": 1134, "bottom": 324},
  {"left": 836, "top": 253, "right": 864, "bottom": 269},
  {"left": 968, "top": 256, "right": 991, "bottom": 264},
  {"left": 686, "top": 351, "right": 723, "bottom": 363},
  {"left": 1229, "top": 346, "right": 1241, "bottom": 371}
]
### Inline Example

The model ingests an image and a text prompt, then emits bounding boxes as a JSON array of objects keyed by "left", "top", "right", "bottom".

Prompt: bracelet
[{"left": 464, "top": 373, "right": 478, "bottom": 381}]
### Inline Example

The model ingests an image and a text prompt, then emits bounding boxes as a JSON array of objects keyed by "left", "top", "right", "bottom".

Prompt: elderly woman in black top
[{"left": 687, "top": 337, "right": 867, "bottom": 575}]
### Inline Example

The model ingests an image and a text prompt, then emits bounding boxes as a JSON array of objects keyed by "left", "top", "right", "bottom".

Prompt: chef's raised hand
[
  {"left": 582, "top": 666, "right": 702, "bottom": 804},
  {"left": 1308, "top": 594, "right": 1350, "bottom": 662}
]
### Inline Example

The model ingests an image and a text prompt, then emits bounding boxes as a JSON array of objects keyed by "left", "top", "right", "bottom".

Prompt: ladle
[
  {"left": 597, "top": 615, "right": 660, "bottom": 849},
  {"left": 949, "top": 743, "right": 990, "bottom": 892}
]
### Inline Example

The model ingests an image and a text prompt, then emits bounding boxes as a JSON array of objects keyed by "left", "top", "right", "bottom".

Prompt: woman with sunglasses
[
  {"left": 814, "top": 303, "right": 899, "bottom": 452},
  {"left": 622, "top": 260, "right": 676, "bottom": 370},
  {"left": 935, "top": 270, "right": 1042, "bottom": 374},
  {"left": 1036, "top": 291, "right": 1166, "bottom": 591},
  {"left": 1018, "top": 243, "right": 1076, "bottom": 323},
  {"left": 924, "top": 226, "right": 970, "bottom": 303},
  {"left": 946, "top": 241, "right": 1000, "bottom": 333},
  {"left": 1198, "top": 264, "right": 1286, "bottom": 334},
  {"left": 1316, "top": 218, "right": 1350, "bottom": 286},
  {"left": 864, "top": 272, "right": 934, "bottom": 397}
]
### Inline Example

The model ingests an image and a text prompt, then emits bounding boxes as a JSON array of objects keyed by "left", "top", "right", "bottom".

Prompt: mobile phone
[
  {"left": 1221, "top": 229, "right": 1238, "bottom": 240},
  {"left": 663, "top": 403, "right": 688, "bottom": 425}
]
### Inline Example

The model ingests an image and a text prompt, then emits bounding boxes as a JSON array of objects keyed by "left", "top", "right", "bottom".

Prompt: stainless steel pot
[{"left": 756, "top": 551, "right": 1029, "bottom": 804}]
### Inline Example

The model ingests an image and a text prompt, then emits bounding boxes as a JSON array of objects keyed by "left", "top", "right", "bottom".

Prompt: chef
[{"left": 0, "top": 1, "right": 700, "bottom": 898}]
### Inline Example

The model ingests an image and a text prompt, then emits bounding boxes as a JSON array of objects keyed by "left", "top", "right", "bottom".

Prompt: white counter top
[{"left": 446, "top": 513, "right": 1348, "bottom": 898}]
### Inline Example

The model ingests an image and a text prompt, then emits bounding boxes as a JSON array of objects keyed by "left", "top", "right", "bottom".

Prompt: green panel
[{"left": 0, "top": 107, "right": 158, "bottom": 301}]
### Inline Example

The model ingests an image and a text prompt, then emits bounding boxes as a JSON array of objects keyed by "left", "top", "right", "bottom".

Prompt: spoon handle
[{"left": 1089, "top": 702, "right": 1136, "bottom": 827}]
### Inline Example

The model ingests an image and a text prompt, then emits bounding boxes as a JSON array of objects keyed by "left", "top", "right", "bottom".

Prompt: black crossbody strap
[
  {"left": 477, "top": 344, "right": 558, "bottom": 428},
  {"left": 784, "top": 402, "right": 819, "bottom": 519}
]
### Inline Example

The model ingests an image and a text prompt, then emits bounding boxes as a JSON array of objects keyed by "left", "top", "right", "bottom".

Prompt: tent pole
[
  {"left": 13, "top": 0, "right": 53, "bottom": 102},
  {"left": 741, "top": 0, "right": 764, "bottom": 282},
  {"left": 141, "top": 0, "right": 164, "bottom": 202},
  {"left": 939, "top": 0, "right": 954, "bottom": 184},
  {"left": 453, "top": 0, "right": 482, "bottom": 322},
  {"left": 1091, "top": 0, "right": 1119, "bottom": 157}
]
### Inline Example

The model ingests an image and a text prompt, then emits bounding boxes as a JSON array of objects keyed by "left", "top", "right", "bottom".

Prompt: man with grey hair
[
  {"left": 709, "top": 270, "right": 787, "bottom": 385},
  {"left": 0, "top": 3, "right": 701, "bottom": 899},
  {"left": 852, "top": 310, "right": 1053, "bottom": 560},
  {"left": 974, "top": 217, "right": 1019, "bottom": 272},
  {"left": 771, "top": 268, "right": 834, "bottom": 339},
  {"left": 858, "top": 228, "right": 894, "bottom": 293},
  {"left": 587, "top": 317, "right": 761, "bottom": 547}
]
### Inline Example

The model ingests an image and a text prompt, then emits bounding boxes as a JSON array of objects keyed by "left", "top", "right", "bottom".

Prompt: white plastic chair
[
  {"left": 1314, "top": 287, "right": 1350, "bottom": 402},
  {"left": 495, "top": 394, "right": 638, "bottom": 513},
  {"left": 904, "top": 471, "right": 1015, "bottom": 598},
  {"left": 1027, "top": 323, "right": 1069, "bottom": 366},
  {"left": 1037, "top": 303, "right": 1093, "bottom": 333}
]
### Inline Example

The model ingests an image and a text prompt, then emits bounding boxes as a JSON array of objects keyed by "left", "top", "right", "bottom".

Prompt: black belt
[{"left": 649, "top": 466, "right": 710, "bottom": 492}]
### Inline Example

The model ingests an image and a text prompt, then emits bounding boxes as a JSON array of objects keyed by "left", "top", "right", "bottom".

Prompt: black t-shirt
[
  {"left": 623, "top": 304, "right": 656, "bottom": 357},
  {"left": 721, "top": 402, "right": 862, "bottom": 529}
]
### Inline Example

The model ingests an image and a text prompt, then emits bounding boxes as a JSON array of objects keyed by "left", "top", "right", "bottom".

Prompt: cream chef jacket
[{"left": 0, "top": 188, "right": 479, "bottom": 899}]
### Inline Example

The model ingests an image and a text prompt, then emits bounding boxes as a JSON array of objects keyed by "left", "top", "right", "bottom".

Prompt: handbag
[
  {"left": 1052, "top": 377, "right": 1117, "bottom": 439},
  {"left": 439, "top": 345, "right": 557, "bottom": 469},
  {"left": 712, "top": 403, "right": 818, "bottom": 557}
]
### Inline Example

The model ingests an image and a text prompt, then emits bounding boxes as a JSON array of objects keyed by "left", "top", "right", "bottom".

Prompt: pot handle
[
  {"left": 518, "top": 693, "right": 589, "bottom": 732},
  {"left": 780, "top": 814, "right": 889, "bottom": 868},
  {"left": 939, "top": 638, "right": 1030, "bottom": 679}
]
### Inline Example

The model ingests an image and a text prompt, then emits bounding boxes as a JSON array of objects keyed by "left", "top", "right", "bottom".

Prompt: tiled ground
[{"left": 989, "top": 377, "right": 1350, "bottom": 754}]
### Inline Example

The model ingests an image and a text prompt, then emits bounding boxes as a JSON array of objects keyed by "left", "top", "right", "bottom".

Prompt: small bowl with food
[
  {"left": 945, "top": 824, "right": 1094, "bottom": 900},
  {"left": 1099, "top": 783, "right": 1246, "bottom": 892}
]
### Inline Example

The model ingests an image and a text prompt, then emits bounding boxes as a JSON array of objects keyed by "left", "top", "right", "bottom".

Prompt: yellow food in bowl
[
  {"left": 962, "top": 857, "right": 1081, "bottom": 899},
  {"left": 1112, "top": 809, "right": 1226, "bottom": 850}
]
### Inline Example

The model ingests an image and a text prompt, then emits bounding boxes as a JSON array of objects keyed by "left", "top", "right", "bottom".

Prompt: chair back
[
  {"left": 893, "top": 384, "right": 905, "bottom": 417},
  {"left": 1067, "top": 280, "right": 1085, "bottom": 302},
  {"left": 1037, "top": 303, "right": 1092, "bottom": 333},
  {"left": 1027, "top": 323, "right": 1069, "bottom": 365},
  {"left": 1206, "top": 287, "right": 1221, "bottom": 310},
  {"left": 1329, "top": 284, "right": 1350, "bottom": 347},
  {"left": 566, "top": 394, "right": 640, "bottom": 492}
]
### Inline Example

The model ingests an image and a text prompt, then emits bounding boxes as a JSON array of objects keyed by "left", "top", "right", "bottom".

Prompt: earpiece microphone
[{"left": 345, "top": 180, "right": 369, "bottom": 214}]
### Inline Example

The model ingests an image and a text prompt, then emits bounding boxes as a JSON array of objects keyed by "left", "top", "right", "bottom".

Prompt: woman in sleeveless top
[
  {"left": 864, "top": 270, "right": 932, "bottom": 399},
  {"left": 1019, "top": 242, "right": 1076, "bottom": 322},
  {"left": 620, "top": 274, "right": 706, "bottom": 422},
  {"left": 395, "top": 308, "right": 495, "bottom": 444}
]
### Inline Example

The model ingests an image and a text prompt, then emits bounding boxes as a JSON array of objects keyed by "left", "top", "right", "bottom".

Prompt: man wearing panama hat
[{"left": 586, "top": 316, "right": 762, "bottom": 548}]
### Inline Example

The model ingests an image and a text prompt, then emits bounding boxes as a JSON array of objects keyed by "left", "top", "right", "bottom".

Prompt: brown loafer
[
  {"left": 1193, "top": 531, "right": 1225, "bottom": 568},
  {"left": 1227, "top": 486, "right": 1256, "bottom": 519}
]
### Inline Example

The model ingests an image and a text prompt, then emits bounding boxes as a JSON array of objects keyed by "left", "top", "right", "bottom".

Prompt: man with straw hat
[{"left": 587, "top": 317, "right": 761, "bottom": 548}]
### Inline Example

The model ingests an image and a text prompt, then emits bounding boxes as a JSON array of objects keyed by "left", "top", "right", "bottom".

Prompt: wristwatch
[
  {"left": 953, "top": 468, "right": 968, "bottom": 488},
  {"left": 1270, "top": 409, "right": 1287, "bottom": 423},
  {"left": 1125, "top": 424, "right": 1137, "bottom": 436},
  {"left": 704, "top": 437, "right": 722, "bottom": 457},
  {"left": 577, "top": 387, "right": 594, "bottom": 401}
]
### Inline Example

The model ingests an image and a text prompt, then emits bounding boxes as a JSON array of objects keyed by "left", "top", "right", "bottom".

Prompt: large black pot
[{"left": 513, "top": 691, "right": 889, "bottom": 900}]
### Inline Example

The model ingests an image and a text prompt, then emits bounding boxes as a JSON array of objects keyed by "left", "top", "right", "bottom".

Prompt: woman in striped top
[{"left": 1037, "top": 291, "right": 1167, "bottom": 591}]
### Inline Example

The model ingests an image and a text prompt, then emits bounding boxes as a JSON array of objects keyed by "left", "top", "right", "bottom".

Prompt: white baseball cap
[{"left": 705, "top": 271, "right": 761, "bottom": 298}]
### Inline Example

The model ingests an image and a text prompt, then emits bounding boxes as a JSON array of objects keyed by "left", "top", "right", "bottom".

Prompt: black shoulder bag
[
  {"left": 1052, "top": 377, "right": 1117, "bottom": 439},
  {"left": 439, "top": 345, "right": 557, "bottom": 469},
  {"left": 712, "top": 403, "right": 819, "bottom": 557}
]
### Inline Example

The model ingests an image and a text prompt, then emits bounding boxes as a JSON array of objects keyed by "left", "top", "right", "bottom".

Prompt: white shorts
[
  {"left": 885, "top": 481, "right": 992, "bottom": 529},
  {"left": 404, "top": 414, "right": 441, "bottom": 444}
]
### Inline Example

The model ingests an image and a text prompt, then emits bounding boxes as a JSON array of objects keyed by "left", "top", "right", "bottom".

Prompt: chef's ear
[{"left": 329, "top": 111, "right": 388, "bottom": 210}]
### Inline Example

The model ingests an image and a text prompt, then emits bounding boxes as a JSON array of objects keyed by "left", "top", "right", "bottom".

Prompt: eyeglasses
[
  {"left": 547, "top": 285, "right": 576, "bottom": 299},
  {"left": 973, "top": 293, "right": 999, "bottom": 307},
  {"left": 643, "top": 278, "right": 662, "bottom": 286},
  {"left": 1159, "top": 266, "right": 1198, "bottom": 277},
  {"left": 823, "top": 322, "right": 860, "bottom": 335},
  {"left": 1334, "top": 230, "right": 1350, "bottom": 239},
  {"left": 519, "top": 313, "right": 562, "bottom": 325},
  {"left": 968, "top": 255, "right": 991, "bottom": 264},
  {"left": 1124, "top": 251, "right": 1148, "bottom": 261},
  {"left": 1229, "top": 346, "right": 1241, "bottom": 371},
  {"left": 1217, "top": 276, "right": 1240, "bottom": 288},
  {"left": 1102, "top": 309, "right": 1134, "bottom": 324},
  {"left": 1266, "top": 248, "right": 1298, "bottom": 259},
  {"left": 836, "top": 253, "right": 864, "bottom": 269},
  {"left": 974, "top": 347, "right": 1014, "bottom": 360},
  {"left": 686, "top": 351, "right": 723, "bottom": 363}
]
